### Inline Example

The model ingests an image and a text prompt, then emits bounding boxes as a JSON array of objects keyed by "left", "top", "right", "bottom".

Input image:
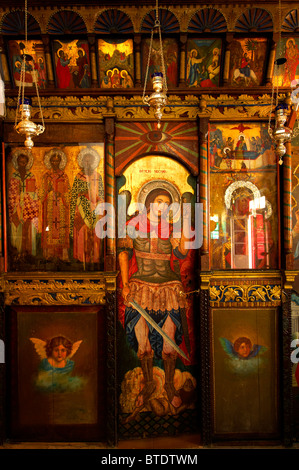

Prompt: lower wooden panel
[
  {"left": 211, "top": 307, "right": 279, "bottom": 438},
  {"left": 7, "top": 305, "right": 107, "bottom": 442}
]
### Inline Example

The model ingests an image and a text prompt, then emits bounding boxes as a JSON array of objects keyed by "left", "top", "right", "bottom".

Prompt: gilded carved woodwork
[
  {"left": 284, "top": 271, "right": 299, "bottom": 290},
  {"left": 210, "top": 284, "right": 281, "bottom": 306},
  {"left": 0, "top": 273, "right": 118, "bottom": 305},
  {"left": 5, "top": 93, "right": 288, "bottom": 123},
  {"left": 200, "top": 271, "right": 282, "bottom": 307}
]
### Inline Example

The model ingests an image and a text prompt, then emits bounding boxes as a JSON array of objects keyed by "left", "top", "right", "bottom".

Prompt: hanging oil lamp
[
  {"left": 14, "top": 0, "right": 45, "bottom": 148},
  {"left": 268, "top": 103, "right": 292, "bottom": 165},
  {"left": 15, "top": 95, "right": 45, "bottom": 149}
]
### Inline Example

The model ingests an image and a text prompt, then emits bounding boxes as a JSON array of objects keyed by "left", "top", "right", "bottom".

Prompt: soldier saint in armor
[{"left": 118, "top": 188, "right": 190, "bottom": 409}]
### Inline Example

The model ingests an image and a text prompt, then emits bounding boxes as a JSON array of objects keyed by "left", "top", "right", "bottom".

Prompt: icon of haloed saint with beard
[
  {"left": 70, "top": 147, "right": 104, "bottom": 267},
  {"left": 118, "top": 185, "right": 196, "bottom": 418}
]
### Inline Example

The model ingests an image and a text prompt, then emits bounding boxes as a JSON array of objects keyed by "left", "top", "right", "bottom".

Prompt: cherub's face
[
  {"left": 51, "top": 344, "right": 68, "bottom": 362},
  {"left": 237, "top": 342, "right": 251, "bottom": 358}
]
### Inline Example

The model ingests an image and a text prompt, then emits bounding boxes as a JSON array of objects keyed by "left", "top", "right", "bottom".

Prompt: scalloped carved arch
[
  {"left": 141, "top": 8, "right": 180, "bottom": 33},
  {"left": 0, "top": 10, "right": 41, "bottom": 34},
  {"left": 235, "top": 8, "right": 273, "bottom": 32},
  {"left": 94, "top": 9, "right": 133, "bottom": 34},
  {"left": 188, "top": 8, "right": 227, "bottom": 33},
  {"left": 282, "top": 9, "right": 299, "bottom": 32},
  {"left": 47, "top": 10, "right": 87, "bottom": 34}
]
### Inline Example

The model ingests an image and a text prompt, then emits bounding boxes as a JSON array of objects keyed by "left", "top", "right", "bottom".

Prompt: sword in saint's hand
[{"left": 128, "top": 299, "right": 190, "bottom": 362}]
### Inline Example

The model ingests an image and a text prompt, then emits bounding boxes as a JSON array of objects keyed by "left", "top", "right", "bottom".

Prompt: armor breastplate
[{"left": 132, "top": 234, "right": 180, "bottom": 283}]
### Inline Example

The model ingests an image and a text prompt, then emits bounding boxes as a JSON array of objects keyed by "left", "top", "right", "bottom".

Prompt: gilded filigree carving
[
  {"left": 5, "top": 292, "right": 106, "bottom": 305},
  {"left": 210, "top": 284, "right": 281, "bottom": 304},
  {"left": 5, "top": 93, "right": 286, "bottom": 122},
  {"left": 2, "top": 274, "right": 118, "bottom": 306}
]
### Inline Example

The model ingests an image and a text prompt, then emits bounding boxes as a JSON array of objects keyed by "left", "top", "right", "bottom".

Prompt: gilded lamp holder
[
  {"left": 143, "top": 72, "right": 168, "bottom": 129},
  {"left": 14, "top": 97, "right": 45, "bottom": 149},
  {"left": 268, "top": 103, "right": 292, "bottom": 165}
]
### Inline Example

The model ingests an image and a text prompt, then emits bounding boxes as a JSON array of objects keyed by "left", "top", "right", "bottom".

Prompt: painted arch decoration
[
  {"left": 94, "top": 9, "right": 134, "bottom": 34},
  {"left": 188, "top": 8, "right": 227, "bottom": 33},
  {"left": 235, "top": 8, "right": 273, "bottom": 32},
  {"left": 141, "top": 9, "right": 180, "bottom": 33},
  {"left": 0, "top": 10, "right": 41, "bottom": 34},
  {"left": 47, "top": 10, "right": 87, "bottom": 34},
  {"left": 114, "top": 121, "right": 199, "bottom": 176}
]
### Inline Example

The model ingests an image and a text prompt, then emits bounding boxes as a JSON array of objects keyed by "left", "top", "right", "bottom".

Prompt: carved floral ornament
[
  {"left": 5, "top": 94, "right": 285, "bottom": 122},
  {"left": 209, "top": 284, "right": 281, "bottom": 304},
  {"left": 0, "top": 275, "right": 118, "bottom": 305}
]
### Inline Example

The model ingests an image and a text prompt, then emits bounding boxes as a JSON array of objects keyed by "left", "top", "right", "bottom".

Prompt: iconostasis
[{"left": 0, "top": 2, "right": 298, "bottom": 447}]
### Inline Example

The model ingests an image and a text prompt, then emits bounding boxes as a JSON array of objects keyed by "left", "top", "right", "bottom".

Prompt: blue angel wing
[
  {"left": 219, "top": 337, "right": 239, "bottom": 358},
  {"left": 247, "top": 344, "right": 268, "bottom": 358}
]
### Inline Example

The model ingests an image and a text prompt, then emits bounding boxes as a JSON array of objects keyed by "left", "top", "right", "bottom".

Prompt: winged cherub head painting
[
  {"left": 219, "top": 336, "right": 267, "bottom": 361},
  {"left": 30, "top": 335, "right": 83, "bottom": 392}
]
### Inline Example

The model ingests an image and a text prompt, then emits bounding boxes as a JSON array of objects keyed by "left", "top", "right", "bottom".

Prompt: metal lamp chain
[
  {"left": 15, "top": 63, "right": 23, "bottom": 127},
  {"left": 155, "top": 0, "right": 167, "bottom": 93},
  {"left": 268, "top": 0, "right": 282, "bottom": 133},
  {"left": 34, "top": 75, "right": 45, "bottom": 128},
  {"left": 158, "top": 24, "right": 167, "bottom": 93},
  {"left": 14, "top": 0, "right": 46, "bottom": 146},
  {"left": 23, "top": 0, "right": 27, "bottom": 117},
  {"left": 276, "top": 0, "right": 282, "bottom": 108},
  {"left": 268, "top": 69, "right": 275, "bottom": 134},
  {"left": 142, "top": 28, "right": 154, "bottom": 102},
  {"left": 15, "top": 0, "right": 28, "bottom": 126}
]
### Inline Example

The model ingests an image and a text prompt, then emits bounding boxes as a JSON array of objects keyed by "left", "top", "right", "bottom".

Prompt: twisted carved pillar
[
  {"left": 0, "top": 143, "right": 3, "bottom": 272},
  {"left": 105, "top": 110, "right": 116, "bottom": 271},
  {"left": 283, "top": 142, "right": 293, "bottom": 269},
  {"left": 199, "top": 274, "right": 211, "bottom": 446},
  {"left": 199, "top": 118, "right": 210, "bottom": 270},
  {"left": 0, "top": 293, "right": 5, "bottom": 444},
  {"left": 281, "top": 278, "right": 294, "bottom": 447},
  {"left": 281, "top": 137, "right": 295, "bottom": 445},
  {"left": 106, "top": 290, "right": 117, "bottom": 446}
]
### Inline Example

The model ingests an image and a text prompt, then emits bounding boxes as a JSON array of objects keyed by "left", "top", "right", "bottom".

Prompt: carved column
[
  {"left": 106, "top": 289, "right": 117, "bottom": 446},
  {"left": 0, "top": 292, "right": 5, "bottom": 444},
  {"left": 88, "top": 34, "right": 98, "bottom": 88},
  {"left": 281, "top": 134, "right": 296, "bottom": 446},
  {"left": 223, "top": 33, "right": 234, "bottom": 85},
  {"left": 199, "top": 117, "right": 210, "bottom": 270},
  {"left": 283, "top": 142, "right": 293, "bottom": 269},
  {"left": 134, "top": 34, "right": 142, "bottom": 88},
  {"left": 41, "top": 35, "right": 54, "bottom": 88},
  {"left": 199, "top": 273, "right": 211, "bottom": 446},
  {"left": 179, "top": 34, "right": 187, "bottom": 87},
  {"left": 282, "top": 273, "right": 296, "bottom": 446},
  {"left": 0, "top": 142, "right": 3, "bottom": 273},
  {"left": 0, "top": 37, "right": 11, "bottom": 89},
  {"left": 104, "top": 106, "right": 116, "bottom": 271},
  {"left": 266, "top": 36, "right": 278, "bottom": 85}
]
